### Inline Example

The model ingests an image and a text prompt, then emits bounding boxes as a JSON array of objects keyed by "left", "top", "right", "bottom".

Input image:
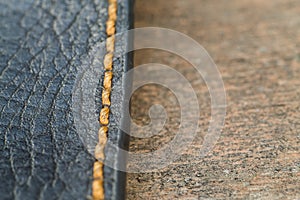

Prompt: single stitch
[{"left": 99, "top": 106, "right": 110, "bottom": 126}]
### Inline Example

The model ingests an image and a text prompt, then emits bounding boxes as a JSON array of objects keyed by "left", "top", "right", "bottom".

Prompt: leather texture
[{"left": 0, "top": 0, "right": 132, "bottom": 199}]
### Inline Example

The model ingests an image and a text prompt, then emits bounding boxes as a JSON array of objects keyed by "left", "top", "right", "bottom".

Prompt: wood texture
[{"left": 127, "top": 0, "right": 300, "bottom": 199}]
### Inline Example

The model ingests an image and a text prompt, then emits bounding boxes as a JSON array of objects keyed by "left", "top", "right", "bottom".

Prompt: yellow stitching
[
  {"left": 92, "top": 162, "right": 104, "bottom": 199},
  {"left": 104, "top": 53, "right": 113, "bottom": 71},
  {"left": 99, "top": 106, "right": 110, "bottom": 126},
  {"left": 102, "top": 88, "right": 111, "bottom": 106},
  {"left": 106, "top": 20, "right": 116, "bottom": 36},
  {"left": 92, "top": 0, "right": 117, "bottom": 199},
  {"left": 103, "top": 71, "right": 113, "bottom": 89},
  {"left": 95, "top": 144, "right": 105, "bottom": 161},
  {"left": 108, "top": 4, "right": 117, "bottom": 21},
  {"left": 106, "top": 36, "right": 115, "bottom": 53},
  {"left": 102, "top": 71, "right": 113, "bottom": 106},
  {"left": 98, "top": 126, "right": 108, "bottom": 145}
]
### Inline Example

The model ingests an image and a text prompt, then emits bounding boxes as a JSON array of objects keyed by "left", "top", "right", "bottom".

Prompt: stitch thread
[{"left": 92, "top": 0, "right": 117, "bottom": 199}]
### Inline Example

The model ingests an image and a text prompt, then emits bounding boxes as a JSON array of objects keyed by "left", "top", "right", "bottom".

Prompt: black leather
[{"left": 0, "top": 0, "right": 133, "bottom": 199}]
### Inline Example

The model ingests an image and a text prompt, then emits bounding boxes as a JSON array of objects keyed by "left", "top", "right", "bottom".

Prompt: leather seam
[{"left": 92, "top": 0, "right": 118, "bottom": 199}]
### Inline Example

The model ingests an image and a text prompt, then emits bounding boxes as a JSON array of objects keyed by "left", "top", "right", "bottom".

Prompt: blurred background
[{"left": 127, "top": 0, "right": 300, "bottom": 199}]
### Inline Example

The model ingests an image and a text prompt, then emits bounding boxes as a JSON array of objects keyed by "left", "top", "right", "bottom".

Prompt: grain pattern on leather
[{"left": 0, "top": 0, "right": 132, "bottom": 199}]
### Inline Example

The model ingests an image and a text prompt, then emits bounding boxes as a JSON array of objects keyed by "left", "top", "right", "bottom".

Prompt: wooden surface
[{"left": 127, "top": 0, "right": 300, "bottom": 199}]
